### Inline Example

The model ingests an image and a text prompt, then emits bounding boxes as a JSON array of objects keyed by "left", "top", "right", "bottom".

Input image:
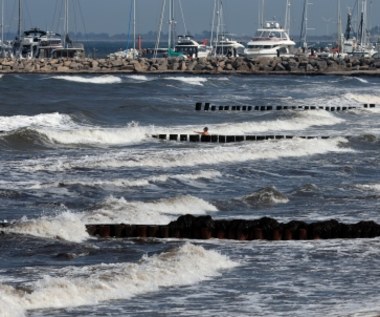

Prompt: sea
[{"left": 0, "top": 42, "right": 380, "bottom": 317}]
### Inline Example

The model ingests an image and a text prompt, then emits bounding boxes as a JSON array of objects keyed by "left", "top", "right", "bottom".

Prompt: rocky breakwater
[{"left": 0, "top": 55, "right": 380, "bottom": 74}]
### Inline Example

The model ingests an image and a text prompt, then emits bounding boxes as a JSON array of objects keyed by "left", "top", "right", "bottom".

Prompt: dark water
[{"left": 0, "top": 72, "right": 380, "bottom": 317}]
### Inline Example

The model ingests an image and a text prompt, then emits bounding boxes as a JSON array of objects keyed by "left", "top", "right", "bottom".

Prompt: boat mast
[
  {"left": 18, "top": 0, "right": 22, "bottom": 41},
  {"left": 168, "top": 0, "right": 176, "bottom": 50},
  {"left": 154, "top": 0, "right": 165, "bottom": 58},
  {"left": 284, "top": 0, "right": 291, "bottom": 35},
  {"left": 359, "top": 0, "right": 367, "bottom": 47},
  {"left": 258, "top": 0, "right": 265, "bottom": 28},
  {"left": 299, "top": 0, "right": 311, "bottom": 50},
  {"left": 1, "top": 0, "right": 3, "bottom": 57},
  {"left": 63, "top": 0, "right": 69, "bottom": 48},
  {"left": 133, "top": 0, "right": 136, "bottom": 58},
  {"left": 210, "top": 0, "right": 217, "bottom": 49},
  {"left": 337, "top": 0, "right": 342, "bottom": 52}
]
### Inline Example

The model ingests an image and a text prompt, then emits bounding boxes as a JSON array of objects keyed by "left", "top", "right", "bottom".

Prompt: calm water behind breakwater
[{"left": 0, "top": 72, "right": 380, "bottom": 317}]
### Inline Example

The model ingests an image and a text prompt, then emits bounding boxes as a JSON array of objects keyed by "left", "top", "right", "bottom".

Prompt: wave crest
[{"left": 242, "top": 187, "right": 289, "bottom": 206}]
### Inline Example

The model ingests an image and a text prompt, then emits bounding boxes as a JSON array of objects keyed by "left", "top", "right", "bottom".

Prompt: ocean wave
[
  {"left": 40, "top": 124, "right": 149, "bottom": 146},
  {"left": 54, "top": 170, "right": 222, "bottom": 189},
  {"left": 0, "top": 243, "right": 238, "bottom": 316},
  {"left": 52, "top": 75, "right": 122, "bottom": 84},
  {"left": 83, "top": 194, "right": 218, "bottom": 225},
  {"left": 0, "top": 112, "right": 75, "bottom": 132},
  {"left": 3, "top": 211, "right": 89, "bottom": 243},
  {"left": 241, "top": 187, "right": 289, "bottom": 206},
  {"left": 353, "top": 77, "right": 370, "bottom": 84},
  {"left": 17, "top": 137, "right": 353, "bottom": 173},
  {"left": 125, "top": 74, "right": 150, "bottom": 81},
  {"left": 344, "top": 93, "right": 380, "bottom": 105},
  {"left": 0, "top": 122, "right": 152, "bottom": 148},
  {"left": 356, "top": 184, "right": 380, "bottom": 193},
  {"left": 0, "top": 128, "right": 51, "bottom": 149},
  {"left": 164, "top": 76, "right": 208, "bottom": 86}
]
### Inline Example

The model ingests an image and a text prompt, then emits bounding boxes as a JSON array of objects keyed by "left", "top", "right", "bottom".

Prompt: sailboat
[
  {"left": 210, "top": 0, "right": 245, "bottom": 57},
  {"left": 12, "top": 0, "right": 84, "bottom": 59},
  {"left": 153, "top": 0, "right": 210, "bottom": 59},
  {"left": 0, "top": 0, "right": 12, "bottom": 57},
  {"left": 342, "top": 0, "right": 377, "bottom": 57},
  {"left": 50, "top": 0, "right": 85, "bottom": 58},
  {"left": 108, "top": 0, "right": 139, "bottom": 59}
]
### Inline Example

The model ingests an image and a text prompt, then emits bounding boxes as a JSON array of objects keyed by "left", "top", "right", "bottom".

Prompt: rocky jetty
[
  {"left": 85, "top": 214, "right": 380, "bottom": 240},
  {"left": 1, "top": 55, "right": 380, "bottom": 75}
]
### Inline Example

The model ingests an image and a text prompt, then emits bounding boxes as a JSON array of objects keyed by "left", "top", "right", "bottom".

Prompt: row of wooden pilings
[
  {"left": 152, "top": 134, "right": 331, "bottom": 143},
  {"left": 85, "top": 215, "right": 380, "bottom": 240},
  {"left": 195, "top": 102, "right": 377, "bottom": 112}
]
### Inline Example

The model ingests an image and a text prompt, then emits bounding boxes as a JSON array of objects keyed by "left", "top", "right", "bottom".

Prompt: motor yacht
[
  {"left": 244, "top": 21, "right": 295, "bottom": 58},
  {"left": 175, "top": 35, "right": 211, "bottom": 58}
]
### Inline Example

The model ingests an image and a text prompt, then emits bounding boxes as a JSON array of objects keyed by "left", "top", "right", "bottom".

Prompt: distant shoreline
[{"left": 0, "top": 56, "right": 379, "bottom": 76}]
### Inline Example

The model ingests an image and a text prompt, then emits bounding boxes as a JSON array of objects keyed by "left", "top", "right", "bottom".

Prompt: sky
[{"left": 3, "top": 0, "right": 380, "bottom": 38}]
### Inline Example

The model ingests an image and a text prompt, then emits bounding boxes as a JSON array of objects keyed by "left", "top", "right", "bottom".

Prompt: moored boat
[
  {"left": 175, "top": 35, "right": 211, "bottom": 58},
  {"left": 244, "top": 21, "right": 296, "bottom": 58}
]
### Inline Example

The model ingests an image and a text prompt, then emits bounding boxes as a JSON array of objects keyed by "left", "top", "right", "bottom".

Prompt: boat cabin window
[{"left": 255, "top": 31, "right": 286, "bottom": 39}]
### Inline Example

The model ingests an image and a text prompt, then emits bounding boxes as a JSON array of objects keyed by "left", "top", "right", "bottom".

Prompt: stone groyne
[{"left": 1, "top": 55, "right": 380, "bottom": 74}]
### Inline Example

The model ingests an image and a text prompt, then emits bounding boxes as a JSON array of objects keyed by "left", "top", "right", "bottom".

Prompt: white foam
[
  {"left": 356, "top": 184, "right": 380, "bottom": 192},
  {"left": 203, "top": 110, "right": 343, "bottom": 135},
  {"left": 40, "top": 124, "right": 149, "bottom": 146},
  {"left": 83, "top": 194, "right": 218, "bottom": 225},
  {"left": 91, "top": 137, "right": 352, "bottom": 170},
  {"left": 353, "top": 77, "right": 369, "bottom": 84},
  {"left": 0, "top": 74, "right": 3, "bottom": 79},
  {"left": 0, "top": 244, "right": 238, "bottom": 315},
  {"left": 126, "top": 74, "right": 150, "bottom": 81},
  {"left": 0, "top": 285, "right": 26, "bottom": 317},
  {"left": 344, "top": 93, "right": 380, "bottom": 105},
  {"left": 0, "top": 112, "right": 75, "bottom": 132},
  {"left": 4, "top": 211, "right": 89, "bottom": 243},
  {"left": 18, "top": 137, "right": 352, "bottom": 173},
  {"left": 52, "top": 75, "right": 122, "bottom": 84},
  {"left": 164, "top": 76, "right": 208, "bottom": 86}
]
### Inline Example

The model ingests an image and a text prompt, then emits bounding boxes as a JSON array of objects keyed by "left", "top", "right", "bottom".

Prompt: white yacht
[
  {"left": 212, "top": 35, "right": 245, "bottom": 57},
  {"left": 244, "top": 21, "right": 295, "bottom": 58},
  {"left": 175, "top": 35, "right": 211, "bottom": 58},
  {"left": 13, "top": 27, "right": 63, "bottom": 59}
]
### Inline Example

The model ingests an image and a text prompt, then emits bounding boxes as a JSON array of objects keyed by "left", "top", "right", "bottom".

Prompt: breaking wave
[
  {"left": 241, "top": 187, "right": 289, "bottom": 206},
  {"left": 52, "top": 75, "right": 122, "bottom": 84},
  {"left": 83, "top": 194, "right": 218, "bottom": 225},
  {"left": 164, "top": 76, "right": 208, "bottom": 86},
  {"left": 0, "top": 243, "right": 238, "bottom": 317}
]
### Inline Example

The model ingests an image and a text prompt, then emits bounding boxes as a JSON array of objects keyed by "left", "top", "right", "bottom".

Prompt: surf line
[
  {"left": 86, "top": 215, "right": 380, "bottom": 241},
  {"left": 195, "top": 102, "right": 377, "bottom": 112}
]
